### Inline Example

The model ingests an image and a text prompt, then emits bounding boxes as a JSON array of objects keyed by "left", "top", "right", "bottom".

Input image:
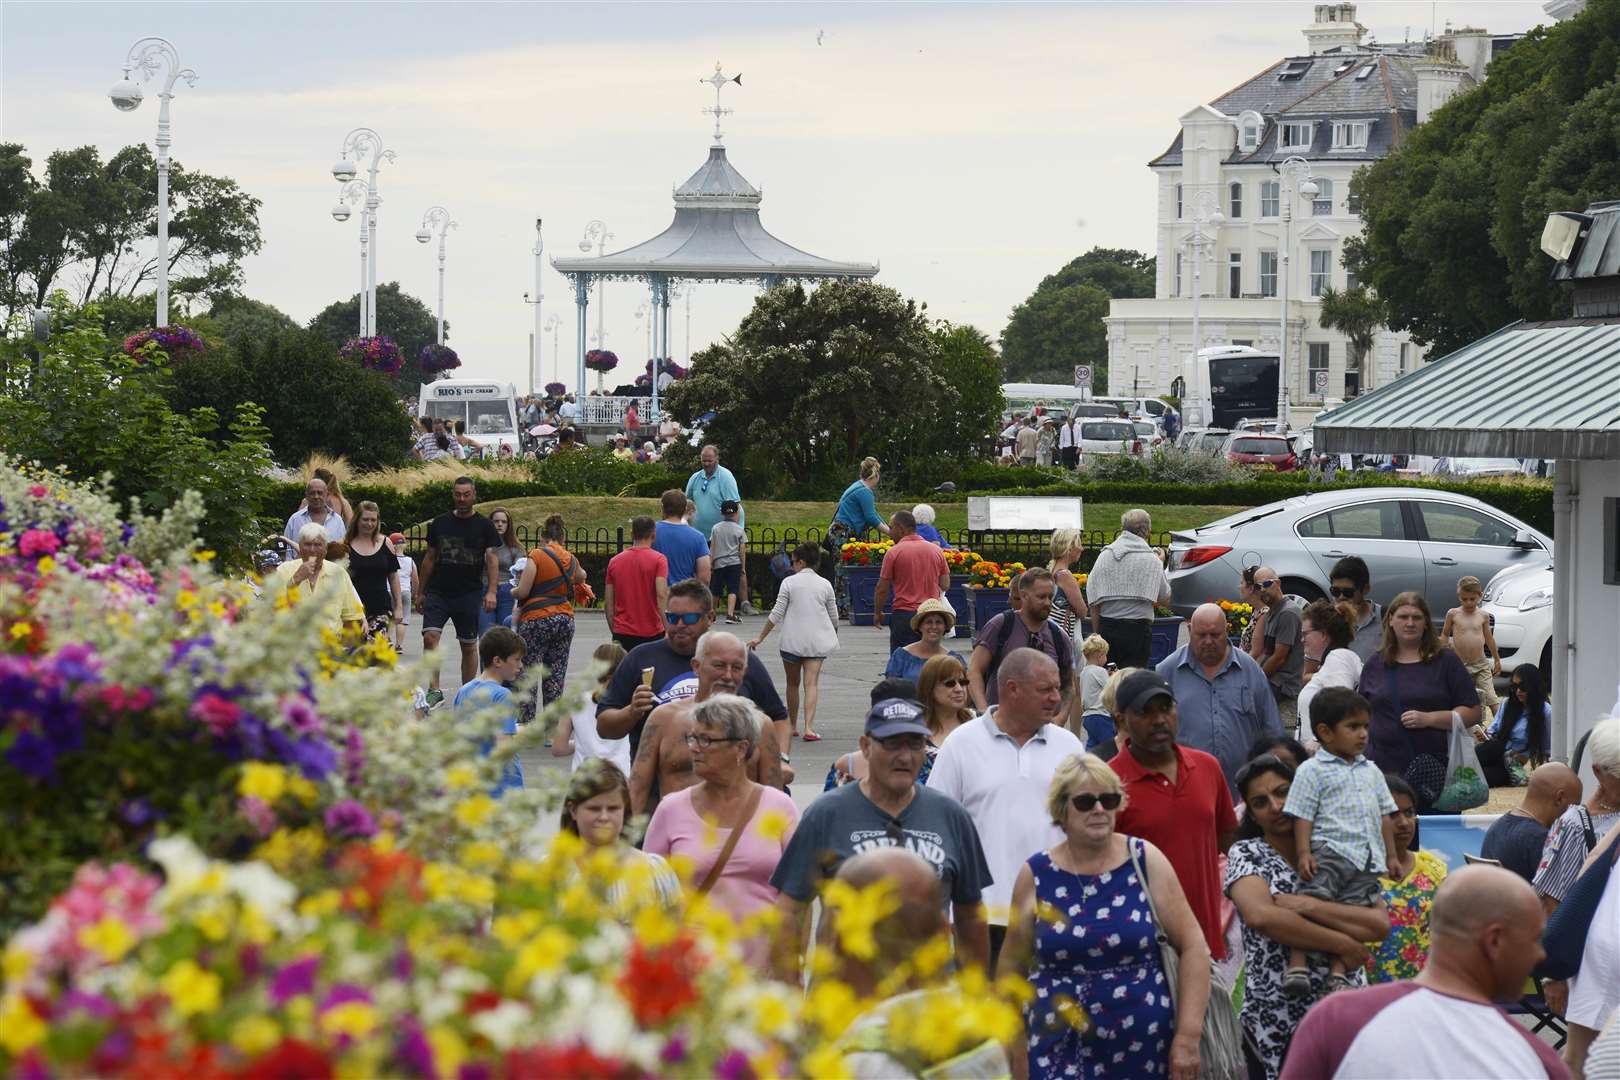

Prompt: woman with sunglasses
[
  {"left": 1475, "top": 663, "right": 1551, "bottom": 786},
  {"left": 999, "top": 753, "right": 1210, "bottom": 1080},
  {"left": 1224, "top": 755, "right": 1390, "bottom": 1079}
]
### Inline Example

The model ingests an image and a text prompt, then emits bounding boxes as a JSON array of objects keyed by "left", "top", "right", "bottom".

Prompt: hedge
[{"left": 263, "top": 478, "right": 561, "bottom": 535}]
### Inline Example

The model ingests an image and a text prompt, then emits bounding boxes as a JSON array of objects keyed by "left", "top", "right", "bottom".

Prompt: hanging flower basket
[
  {"left": 584, "top": 349, "right": 619, "bottom": 374},
  {"left": 340, "top": 336, "right": 404, "bottom": 376},
  {"left": 122, "top": 326, "right": 204, "bottom": 364},
  {"left": 418, "top": 343, "right": 461, "bottom": 375},
  {"left": 544, "top": 382, "right": 566, "bottom": 397},
  {"left": 645, "top": 357, "right": 688, "bottom": 381}
]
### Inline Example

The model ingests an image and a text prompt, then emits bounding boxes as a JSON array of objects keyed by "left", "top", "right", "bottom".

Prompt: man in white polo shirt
[
  {"left": 1281, "top": 864, "right": 1569, "bottom": 1079},
  {"left": 927, "top": 646, "right": 1082, "bottom": 970}
]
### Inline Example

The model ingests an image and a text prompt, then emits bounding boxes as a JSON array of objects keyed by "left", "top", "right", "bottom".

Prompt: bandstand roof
[{"left": 550, "top": 143, "right": 878, "bottom": 282}]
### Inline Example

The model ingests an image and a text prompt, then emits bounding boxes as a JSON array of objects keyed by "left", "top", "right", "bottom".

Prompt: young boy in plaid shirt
[{"left": 1281, "top": 686, "right": 1399, "bottom": 998}]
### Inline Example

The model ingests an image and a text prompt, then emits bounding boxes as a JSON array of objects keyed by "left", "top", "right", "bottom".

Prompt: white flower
[
  {"left": 226, "top": 861, "right": 297, "bottom": 924},
  {"left": 471, "top": 1001, "right": 532, "bottom": 1049},
  {"left": 148, "top": 835, "right": 209, "bottom": 895}
]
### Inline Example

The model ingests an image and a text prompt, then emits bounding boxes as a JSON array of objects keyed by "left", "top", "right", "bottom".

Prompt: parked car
[
  {"left": 1222, "top": 433, "right": 1299, "bottom": 471},
  {"left": 1132, "top": 421, "right": 1165, "bottom": 449},
  {"left": 1076, "top": 419, "right": 1141, "bottom": 457},
  {"left": 1165, "top": 487, "right": 1552, "bottom": 622},
  {"left": 1482, "top": 561, "right": 1554, "bottom": 689},
  {"left": 1176, "top": 427, "right": 1231, "bottom": 455}
]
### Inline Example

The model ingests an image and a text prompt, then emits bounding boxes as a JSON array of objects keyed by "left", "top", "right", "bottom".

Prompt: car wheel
[{"left": 1281, "top": 578, "right": 1325, "bottom": 604}]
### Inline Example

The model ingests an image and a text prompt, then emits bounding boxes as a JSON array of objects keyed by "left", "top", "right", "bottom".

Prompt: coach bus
[{"left": 1201, "top": 346, "right": 1281, "bottom": 431}]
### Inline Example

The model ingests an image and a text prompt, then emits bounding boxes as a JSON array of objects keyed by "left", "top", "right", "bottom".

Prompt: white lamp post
[
  {"left": 1276, "top": 156, "right": 1318, "bottom": 433},
  {"left": 414, "top": 206, "right": 456, "bottom": 345},
  {"left": 520, "top": 219, "right": 543, "bottom": 395},
  {"left": 1182, "top": 189, "right": 1225, "bottom": 429},
  {"left": 579, "top": 220, "right": 612, "bottom": 351},
  {"left": 543, "top": 313, "right": 561, "bottom": 386},
  {"left": 332, "top": 129, "right": 394, "bottom": 337},
  {"left": 331, "top": 180, "right": 369, "bottom": 336},
  {"left": 109, "top": 37, "right": 196, "bottom": 329}
]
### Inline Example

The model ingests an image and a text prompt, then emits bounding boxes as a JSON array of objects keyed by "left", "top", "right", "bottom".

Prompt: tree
[
  {"left": 203, "top": 295, "right": 298, "bottom": 342},
  {"left": 1344, "top": 0, "right": 1620, "bottom": 353},
  {"left": 999, "top": 246, "right": 1155, "bottom": 384},
  {"left": 931, "top": 322, "right": 1006, "bottom": 460},
  {"left": 308, "top": 282, "right": 442, "bottom": 395},
  {"left": 1316, "top": 286, "right": 1388, "bottom": 386},
  {"left": 663, "top": 281, "right": 956, "bottom": 494}
]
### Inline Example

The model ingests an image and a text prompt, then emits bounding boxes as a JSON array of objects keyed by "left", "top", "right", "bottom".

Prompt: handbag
[
  {"left": 1387, "top": 663, "right": 1448, "bottom": 808},
  {"left": 694, "top": 785, "right": 764, "bottom": 896},
  {"left": 1432, "top": 713, "right": 1489, "bottom": 812},
  {"left": 1536, "top": 830, "right": 1619, "bottom": 981},
  {"left": 1128, "top": 839, "right": 1245, "bottom": 1080}
]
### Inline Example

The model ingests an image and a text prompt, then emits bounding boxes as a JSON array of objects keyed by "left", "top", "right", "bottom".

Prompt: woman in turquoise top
[{"left": 829, "top": 457, "right": 890, "bottom": 615}]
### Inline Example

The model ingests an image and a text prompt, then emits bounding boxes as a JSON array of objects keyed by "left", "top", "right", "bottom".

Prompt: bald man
[
  {"left": 1282, "top": 866, "right": 1569, "bottom": 1079},
  {"left": 1156, "top": 601, "right": 1280, "bottom": 787},
  {"left": 1481, "top": 762, "right": 1583, "bottom": 882}
]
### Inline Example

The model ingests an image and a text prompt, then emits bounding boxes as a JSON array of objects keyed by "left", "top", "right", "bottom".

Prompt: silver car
[
  {"left": 1166, "top": 487, "right": 1551, "bottom": 621},
  {"left": 1077, "top": 419, "right": 1140, "bottom": 457}
]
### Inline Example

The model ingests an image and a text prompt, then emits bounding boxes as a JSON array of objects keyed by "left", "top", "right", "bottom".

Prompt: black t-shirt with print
[{"left": 425, "top": 511, "right": 501, "bottom": 597}]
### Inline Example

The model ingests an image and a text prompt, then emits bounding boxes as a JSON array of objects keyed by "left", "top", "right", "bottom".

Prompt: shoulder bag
[
  {"left": 1387, "top": 662, "right": 1447, "bottom": 808},
  {"left": 1536, "top": 828, "right": 1619, "bottom": 981},
  {"left": 694, "top": 784, "right": 765, "bottom": 897},
  {"left": 1128, "top": 838, "right": 1245, "bottom": 1080}
]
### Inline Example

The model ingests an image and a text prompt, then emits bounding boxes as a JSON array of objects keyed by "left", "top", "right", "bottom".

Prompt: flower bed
[
  {"left": 1216, "top": 599, "right": 1255, "bottom": 641},
  {"left": 839, "top": 539, "right": 892, "bottom": 566},
  {"left": 966, "top": 560, "right": 1026, "bottom": 589}
]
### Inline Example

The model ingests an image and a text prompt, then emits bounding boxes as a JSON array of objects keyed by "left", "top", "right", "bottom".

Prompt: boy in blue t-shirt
[{"left": 452, "top": 626, "right": 525, "bottom": 796}]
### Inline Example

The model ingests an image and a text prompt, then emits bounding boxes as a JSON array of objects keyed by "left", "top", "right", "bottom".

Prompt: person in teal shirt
[
  {"left": 833, "top": 456, "right": 890, "bottom": 538},
  {"left": 685, "top": 444, "right": 744, "bottom": 538}
]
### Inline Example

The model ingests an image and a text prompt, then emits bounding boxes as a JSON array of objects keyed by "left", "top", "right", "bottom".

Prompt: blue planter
[
  {"left": 845, "top": 565, "right": 889, "bottom": 626},
  {"left": 1149, "top": 616, "right": 1185, "bottom": 667},
  {"left": 946, "top": 576, "right": 973, "bottom": 637},
  {"left": 971, "top": 587, "right": 1011, "bottom": 630}
]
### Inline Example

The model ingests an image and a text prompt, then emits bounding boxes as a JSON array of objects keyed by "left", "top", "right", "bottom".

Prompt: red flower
[
  {"left": 237, "top": 1039, "right": 333, "bottom": 1080},
  {"left": 504, "top": 1044, "right": 637, "bottom": 1080},
  {"left": 616, "top": 936, "right": 703, "bottom": 1026}
]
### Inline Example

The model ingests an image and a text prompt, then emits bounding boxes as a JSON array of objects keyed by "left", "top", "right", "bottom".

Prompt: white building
[{"left": 1105, "top": 4, "right": 1523, "bottom": 424}]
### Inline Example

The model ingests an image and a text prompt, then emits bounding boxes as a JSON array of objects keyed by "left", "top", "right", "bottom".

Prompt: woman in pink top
[{"left": 644, "top": 694, "right": 799, "bottom": 966}]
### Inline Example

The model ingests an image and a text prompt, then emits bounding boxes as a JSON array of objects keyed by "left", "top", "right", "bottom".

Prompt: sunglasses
[
  {"left": 939, "top": 678, "right": 967, "bottom": 688},
  {"left": 1256, "top": 579, "right": 1278, "bottom": 590},
  {"left": 1070, "top": 792, "right": 1123, "bottom": 812},
  {"left": 665, "top": 611, "right": 705, "bottom": 626},
  {"left": 1329, "top": 586, "right": 1358, "bottom": 599}
]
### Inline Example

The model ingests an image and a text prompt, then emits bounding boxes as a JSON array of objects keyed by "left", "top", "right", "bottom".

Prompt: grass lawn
[{"left": 473, "top": 497, "right": 1250, "bottom": 539}]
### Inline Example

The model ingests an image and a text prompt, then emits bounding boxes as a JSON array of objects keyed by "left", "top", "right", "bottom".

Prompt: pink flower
[
  {"left": 239, "top": 796, "right": 277, "bottom": 837},
  {"left": 18, "top": 529, "right": 60, "bottom": 558},
  {"left": 190, "top": 692, "right": 241, "bottom": 737},
  {"left": 28, "top": 484, "right": 47, "bottom": 498}
]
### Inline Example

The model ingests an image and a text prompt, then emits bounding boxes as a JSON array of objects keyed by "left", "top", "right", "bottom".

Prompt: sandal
[
  {"left": 1282, "top": 968, "right": 1312, "bottom": 998},
  {"left": 1327, "top": 973, "right": 1355, "bottom": 993},
  {"left": 802, "top": 731, "right": 822, "bottom": 742}
]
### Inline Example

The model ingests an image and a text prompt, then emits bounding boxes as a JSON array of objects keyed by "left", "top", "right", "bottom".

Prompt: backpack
[
  {"left": 987, "top": 611, "right": 1072, "bottom": 690},
  {"left": 769, "top": 542, "right": 794, "bottom": 582}
]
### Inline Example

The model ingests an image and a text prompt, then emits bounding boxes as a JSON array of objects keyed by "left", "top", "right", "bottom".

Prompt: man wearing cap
[
  {"left": 872, "top": 511, "right": 951, "bottom": 655},
  {"left": 928, "top": 647, "right": 1082, "bottom": 969},
  {"left": 1157, "top": 602, "right": 1281, "bottom": 788},
  {"left": 1108, "top": 669, "right": 1240, "bottom": 959},
  {"left": 772, "top": 697, "right": 993, "bottom": 981}
]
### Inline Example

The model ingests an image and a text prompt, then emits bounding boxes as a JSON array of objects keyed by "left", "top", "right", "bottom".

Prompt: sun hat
[{"left": 909, "top": 597, "right": 958, "bottom": 632}]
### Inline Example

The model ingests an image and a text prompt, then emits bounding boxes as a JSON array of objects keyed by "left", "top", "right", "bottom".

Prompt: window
[
  {"left": 1333, "top": 59, "right": 1356, "bottom": 75},
  {"left": 1239, "top": 111, "right": 1263, "bottom": 152},
  {"left": 1308, "top": 342, "right": 1330, "bottom": 397},
  {"left": 1297, "top": 502, "right": 1406, "bottom": 541},
  {"left": 1415, "top": 502, "right": 1517, "bottom": 547},
  {"left": 1229, "top": 182, "right": 1243, "bottom": 218},
  {"left": 1278, "top": 60, "right": 1313, "bottom": 81},
  {"left": 1280, "top": 123, "right": 1315, "bottom": 149},
  {"left": 1344, "top": 349, "right": 1362, "bottom": 398},
  {"left": 1332, "top": 120, "right": 1370, "bottom": 150},
  {"left": 1310, "top": 249, "right": 1332, "bottom": 296},
  {"left": 1228, "top": 251, "right": 1243, "bottom": 297},
  {"left": 1173, "top": 253, "right": 1183, "bottom": 297},
  {"left": 1313, "top": 177, "right": 1334, "bottom": 216},
  {"left": 1175, "top": 184, "right": 1183, "bottom": 219},
  {"left": 1233, "top": 339, "right": 1254, "bottom": 347},
  {"left": 1346, "top": 266, "right": 1360, "bottom": 291},
  {"left": 1261, "top": 180, "right": 1280, "bottom": 217},
  {"left": 1400, "top": 342, "right": 1411, "bottom": 373},
  {"left": 1355, "top": 63, "right": 1376, "bottom": 80},
  {"left": 1259, "top": 251, "right": 1278, "bottom": 297}
]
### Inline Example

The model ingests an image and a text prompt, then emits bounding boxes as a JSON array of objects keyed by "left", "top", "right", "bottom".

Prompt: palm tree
[{"left": 1317, "top": 285, "right": 1389, "bottom": 395}]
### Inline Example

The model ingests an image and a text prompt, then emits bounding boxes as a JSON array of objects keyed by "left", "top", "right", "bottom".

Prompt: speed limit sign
[
  {"left": 1311, "top": 370, "right": 1329, "bottom": 395},
  {"left": 1073, "top": 364, "right": 1093, "bottom": 391}
]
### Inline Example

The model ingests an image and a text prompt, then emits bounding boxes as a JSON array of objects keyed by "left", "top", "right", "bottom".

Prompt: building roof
[
  {"left": 551, "top": 144, "right": 877, "bottom": 281},
  {"left": 1554, "top": 201, "right": 1620, "bottom": 282},
  {"left": 1312, "top": 319, "right": 1620, "bottom": 459}
]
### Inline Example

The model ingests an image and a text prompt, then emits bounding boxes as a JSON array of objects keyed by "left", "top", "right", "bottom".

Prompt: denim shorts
[{"left": 780, "top": 651, "right": 826, "bottom": 665}]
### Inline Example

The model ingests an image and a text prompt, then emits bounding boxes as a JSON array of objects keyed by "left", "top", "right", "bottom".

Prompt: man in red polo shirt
[
  {"left": 1108, "top": 669, "right": 1239, "bottom": 958},
  {"left": 872, "top": 510, "right": 950, "bottom": 655}
]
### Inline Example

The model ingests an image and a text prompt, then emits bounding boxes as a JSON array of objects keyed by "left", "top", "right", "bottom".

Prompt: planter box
[
  {"left": 844, "top": 565, "right": 889, "bottom": 626},
  {"left": 946, "top": 576, "right": 973, "bottom": 637},
  {"left": 971, "top": 587, "right": 1011, "bottom": 630},
  {"left": 1149, "top": 615, "right": 1185, "bottom": 667}
]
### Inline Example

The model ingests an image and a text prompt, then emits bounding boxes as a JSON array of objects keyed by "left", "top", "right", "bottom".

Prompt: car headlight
[{"left": 1519, "top": 588, "right": 1553, "bottom": 612}]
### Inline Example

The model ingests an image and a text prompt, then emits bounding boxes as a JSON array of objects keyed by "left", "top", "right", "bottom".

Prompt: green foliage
[
  {"left": 1317, "top": 286, "right": 1388, "bottom": 372},
  {"left": 163, "top": 324, "right": 412, "bottom": 470},
  {"left": 263, "top": 475, "right": 561, "bottom": 532},
  {"left": 999, "top": 247, "right": 1155, "bottom": 384},
  {"left": 1082, "top": 445, "right": 1250, "bottom": 485},
  {"left": 0, "top": 298, "right": 273, "bottom": 563},
  {"left": 202, "top": 294, "right": 298, "bottom": 341},
  {"left": 308, "top": 281, "right": 443, "bottom": 395},
  {"left": 1344, "top": 0, "right": 1620, "bottom": 352},
  {"left": 664, "top": 281, "right": 988, "bottom": 496},
  {"left": 933, "top": 321, "right": 1007, "bottom": 451},
  {"left": 530, "top": 446, "right": 672, "bottom": 496}
]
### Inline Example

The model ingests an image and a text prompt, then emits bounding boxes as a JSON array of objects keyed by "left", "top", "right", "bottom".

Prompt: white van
[
  {"left": 1095, "top": 395, "right": 1169, "bottom": 421},
  {"left": 418, "top": 379, "right": 521, "bottom": 457}
]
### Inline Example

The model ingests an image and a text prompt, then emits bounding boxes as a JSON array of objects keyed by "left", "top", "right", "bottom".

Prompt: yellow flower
[
  {"left": 175, "top": 589, "right": 198, "bottom": 610},
  {"left": 34, "top": 556, "right": 54, "bottom": 575},
  {"left": 161, "top": 959, "right": 222, "bottom": 1016},
  {"left": 2, "top": 943, "right": 31, "bottom": 984},
  {"left": 231, "top": 1015, "right": 281, "bottom": 1056},
  {"left": 0, "top": 994, "right": 46, "bottom": 1055},
  {"left": 462, "top": 840, "right": 503, "bottom": 869},
  {"left": 453, "top": 795, "right": 497, "bottom": 830},
  {"left": 238, "top": 762, "right": 288, "bottom": 803},
  {"left": 9, "top": 621, "right": 32, "bottom": 641},
  {"left": 429, "top": 1026, "right": 467, "bottom": 1079},
  {"left": 286, "top": 775, "right": 320, "bottom": 806},
  {"left": 507, "top": 926, "right": 572, "bottom": 991},
  {"left": 755, "top": 809, "right": 791, "bottom": 843},
  {"left": 801, "top": 1045, "right": 855, "bottom": 1080},
  {"left": 446, "top": 764, "right": 479, "bottom": 791},
  {"left": 754, "top": 990, "right": 795, "bottom": 1037},
  {"left": 194, "top": 549, "right": 217, "bottom": 562},
  {"left": 804, "top": 980, "right": 862, "bottom": 1039},
  {"left": 320, "top": 1001, "right": 379, "bottom": 1040},
  {"left": 78, "top": 915, "right": 137, "bottom": 962},
  {"left": 820, "top": 879, "right": 900, "bottom": 962}
]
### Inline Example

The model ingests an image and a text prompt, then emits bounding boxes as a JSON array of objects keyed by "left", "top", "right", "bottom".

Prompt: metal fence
[{"left": 576, "top": 396, "right": 655, "bottom": 426}]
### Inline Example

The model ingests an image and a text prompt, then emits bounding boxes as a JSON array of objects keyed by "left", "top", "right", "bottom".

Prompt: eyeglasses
[
  {"left": 1329, "top": 586, "right": 1358, "bottom": 599},
  {"left": 683, "top": 733, "right": 740, "bottom": 750},
  {"left": 1070, "top": 792, "right": 1123, "bottom": 812},
  {"left": 874, "top": 734, "right": 927, "bottom": 753},
  {"left": 1256, "top": 579, "right": 1278, "bottom": 590},
  {"left": 939, "top": 678, "right": 967, "bottom": 688},
  {"left": 665, "top": 611, "right": 705, "bottom": 626}
]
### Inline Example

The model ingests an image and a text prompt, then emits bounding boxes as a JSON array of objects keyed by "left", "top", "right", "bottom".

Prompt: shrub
[{"left": 530, "top": 446, "right": 674, "bottom": 496}]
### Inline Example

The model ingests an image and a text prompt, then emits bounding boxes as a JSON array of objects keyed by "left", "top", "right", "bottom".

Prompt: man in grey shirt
[
  {"left": 1084, "top": 508, "right": 1172, "bottom": 670},
  {"left": 1158, "top": 603, "right": 1281, "bottom": 789},
  {"left": 707, "top": 500, "right": 746, "bottom": 623},
  {"left": 1249, "top": 565, "right": 1304, "bottom": 732},
  {"left": 1330, "top": 556, "right": 1385, "bottom": 662}
]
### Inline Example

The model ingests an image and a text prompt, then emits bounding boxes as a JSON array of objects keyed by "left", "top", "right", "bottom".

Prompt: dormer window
[
  {"left": 1278, "top": 60, "right": 1313, "bottom": 81},
  {"left": 1237, "top": 110, "right": 1264, "bottom": 153},
  {"left": 1333, "top": 59, "right": 1356, "bottom": 75},
  {"left": 1331, "top": 120, "right": 1371, "bottom": 150},
  {"left": 1280, "top": 122, "right": 1316, "bottom": 149},
  {"left": 1355, "top": 63, "right": 1376, "bottom": 80}
]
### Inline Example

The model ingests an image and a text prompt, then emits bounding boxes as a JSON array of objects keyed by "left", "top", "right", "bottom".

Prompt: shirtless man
[
  {"left": 629, "top": 631, "right": 784, "bottom": 815},
  {"left": 1442, "top": 575, "right": 1501, "bottom": 714}
]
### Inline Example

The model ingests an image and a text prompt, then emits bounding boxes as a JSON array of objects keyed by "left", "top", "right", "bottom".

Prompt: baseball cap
[
  {"left": 1116, "top": 670, "right": 1175, "bottom": 715},
  {"left": 865, "top": 698, "right": 932, "bottom": 740},
  {"left": 387, "top": 532, "right": 405, "bottom": 544},
  {"left": 720, "top": 499, "right": 740, "bottom": 514}
]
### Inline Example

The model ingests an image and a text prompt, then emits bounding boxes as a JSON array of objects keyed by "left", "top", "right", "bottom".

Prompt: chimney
[
  {"left": 1412, "top": 38, "right": 1471, "bottom": 124},
  {"left": 1303, "top": 3, "right": 1366, "bottom": 54},
  {"left": 1449, "top": 26, "right": 1491, "bottom": 82}
]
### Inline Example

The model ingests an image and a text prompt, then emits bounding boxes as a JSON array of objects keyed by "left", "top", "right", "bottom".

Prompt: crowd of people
[{"left": 270, "top": 447, "right": 1620, "bottom": 1078}]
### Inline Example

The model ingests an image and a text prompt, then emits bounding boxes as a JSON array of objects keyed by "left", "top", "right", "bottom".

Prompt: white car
[
  {"left": 1076, "top": 419, "right": 1142, "bottom": 457},
  {"left": 1482, "top": 561, "right": 1554, "bottom": 689}
]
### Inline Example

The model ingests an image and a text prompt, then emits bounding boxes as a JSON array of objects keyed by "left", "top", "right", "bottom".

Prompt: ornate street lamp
[
  {"left": 331, "top": 180, "right": 370, "bottom": 336},
  {"left": 579, "top": 220, "right": 612, "bottom": 351},
  {"left": 332, "top": 128, "right": 394, "bottom": 336},
  {"left": 1182, "top": 189, "right": 1225, "bottom": 429},
  {"left": 415, "top": 206, "right": 456, "bottom": 345}
]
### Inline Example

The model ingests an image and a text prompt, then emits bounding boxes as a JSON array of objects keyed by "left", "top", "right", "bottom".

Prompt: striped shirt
[
  {"left": 1533, "top": 805, "right": 1619, "bottom": 904},
  {"left": 1283, "top": 748, "right": 1399, "bottom": 871}
]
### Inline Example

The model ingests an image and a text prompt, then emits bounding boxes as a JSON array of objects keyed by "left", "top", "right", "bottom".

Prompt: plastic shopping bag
[{"left": 1433, "top": 713, "right": 1489, "bottom": 812}]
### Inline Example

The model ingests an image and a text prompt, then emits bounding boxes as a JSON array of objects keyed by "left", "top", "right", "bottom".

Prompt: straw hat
[{"left": 910, "top": 597, "right": 958, "bottom": 632}]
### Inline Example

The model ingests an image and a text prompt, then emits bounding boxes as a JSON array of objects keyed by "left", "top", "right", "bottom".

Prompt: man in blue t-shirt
[
  {"left": 451, "top": 626, "right": 525, "bottom": 796},
  {"left": 652, "top": 488, "right": 710, "bottom": 587},
  {"left": 1479, "top": 762, "right": 1580, "bottom": 882}
]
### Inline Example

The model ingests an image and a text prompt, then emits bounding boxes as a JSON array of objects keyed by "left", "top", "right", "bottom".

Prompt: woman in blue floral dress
[{"left": 999, "top": 753, "right": 1210, "bottom": 1080}]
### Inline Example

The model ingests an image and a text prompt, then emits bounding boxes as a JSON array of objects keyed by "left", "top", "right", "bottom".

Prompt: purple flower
[
  {"left": 391, "top": 947, "right": 413, "bottom": 981},
  {"left": 397, "top": 1017, "right": 434, "bottom": 1077},
  {"left": 269, "top": 954, "right": 321, "bottom": 1005},
  {"left": 280, "top": 695, "right": 323, "bottom": 736},
  {"left": 715, "top": 1049, "right": 753, "bottom": 1080},
  {"left": 239, "top": 796, "right": 277, "bottom": 837},
  {"left": 660, "top": 1036, "right": 690, "bottom": 1065},
  {"left": 343, "top": 726, "right": 366, "bottom": 785},
  {"left": 320, "top": 984, "right": 373, "bottom": 1012},
  {"left": 5, "top": 730, "right": 57, "bottom": 780},
  {"left": 120, "top": 799, "right": 155, "bottom": 827},
  {"left": 458, "top": 1065, "right": 492, "bottom": 1080},
  {"left": 60, "top": 989, "right": 118, "bottom": 1020},
  {"left": 324, "top": 800, "right": 376, "bottom": 839}
]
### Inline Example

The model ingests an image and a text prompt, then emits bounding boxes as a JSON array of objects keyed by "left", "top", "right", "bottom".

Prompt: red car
[{"left": 1223, "top": 434, "right": 1298, "bottom": 471}]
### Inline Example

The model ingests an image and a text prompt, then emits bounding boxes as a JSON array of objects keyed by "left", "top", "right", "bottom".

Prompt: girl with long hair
[
  {"left": 343, "top": 500, "right": 401, "bottom": 641},
  {"left": 479, "top": 506, "right": 524, "bottom": 634},
  {"left": 559, "top": 759, "right": 680, "bottom": 912},
  {"left": 1476, "top": 662, "right": 1550, "bottom": 785}
]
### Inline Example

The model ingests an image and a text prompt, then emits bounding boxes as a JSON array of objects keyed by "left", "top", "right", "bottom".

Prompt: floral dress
[
  {"left": 1362, "top": 849, "right": 1446, "bottom": 983},
  {"left": 1023, "top": 844, "right": 1172, "bottom": 1079},
  {"left": 1224, "top": 839, "right": 1367, "bottom": 1080}
]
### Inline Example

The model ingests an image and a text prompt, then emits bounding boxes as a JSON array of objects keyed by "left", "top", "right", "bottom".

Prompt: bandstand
[{"left": 550, "top": 64, "right": 877, "bottom": 421}]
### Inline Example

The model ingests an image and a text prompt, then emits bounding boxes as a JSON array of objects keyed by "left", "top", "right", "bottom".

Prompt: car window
[
  {"left": 1231, "top": 438, "right": 1285, "bottom": 454},
  {"left": 1082, "top": 422, "right": 1133, "bottom": 440},
  {"left": 1415, "top": 501, "right": 1517, "bottom": 546},
  {"left": 1198, "top": 433, "right": 1228, "bottom": 451},
  {"left": 1297, "top": 502, "right": 1406, "bottom": 541}
]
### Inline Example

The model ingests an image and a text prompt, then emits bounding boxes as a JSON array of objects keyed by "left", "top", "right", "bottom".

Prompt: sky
[{"left": 1, "top": 0, "right": 1553, "bottom": 393}]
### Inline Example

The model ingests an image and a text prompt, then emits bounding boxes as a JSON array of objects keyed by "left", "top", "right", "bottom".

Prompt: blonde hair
[
  {"left": 859, "top": 456, "right": 881, "bottom": 481},
  {"left": 1049, "top": 528, "right": 1083, "bottom": 563},
  {"left": 1457, "top": 575, "right": 1482, "bottom": 594},
  {"left": 1080, "top": 634, "right": 1109, "bottom": 661},
  {"left": 589, "top": 642, "right": 628, "bottom": 702},
  {"left": 1046, "top": 753, "right": 1127, "bottom": 825},
  {"left": 1101, "top": 667, "right": 1141, "bottom": 718}
]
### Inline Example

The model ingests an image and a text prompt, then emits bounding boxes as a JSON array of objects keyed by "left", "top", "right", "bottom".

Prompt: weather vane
[{"left": 701, "top": 61, "right": 742, "bottom": 144}]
